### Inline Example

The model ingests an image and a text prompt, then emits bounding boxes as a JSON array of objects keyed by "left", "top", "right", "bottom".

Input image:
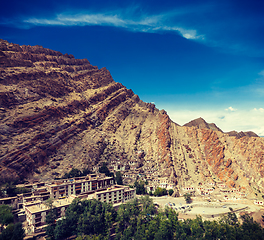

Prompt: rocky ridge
[
  {"left": 184, "top": 117, "right": 223, "bottom": 133},
  {"left": 1, "top": 39, "right": 264, "bottom": 198},
  {"left": 184, "top": 117, "right": 259, "bottom": 139}
]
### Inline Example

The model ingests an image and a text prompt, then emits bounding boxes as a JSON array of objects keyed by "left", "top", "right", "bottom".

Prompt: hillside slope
[{"left": 1, "top": 39, "right": 264, "bottom": 198}]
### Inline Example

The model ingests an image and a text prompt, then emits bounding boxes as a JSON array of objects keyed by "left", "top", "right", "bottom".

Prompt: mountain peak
[{"left": 183, "top": 117, "right": 223, "bottom": 132}]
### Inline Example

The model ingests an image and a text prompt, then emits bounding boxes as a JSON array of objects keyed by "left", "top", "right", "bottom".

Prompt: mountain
[
  {"left": 183, "top": 117, "right": 223, "bottom": 132},
  {"left": 1, "top": 39, "right": 264, "bottom": 198},
  {"left": 184, "top": 117, "right": 259, "bottom": 138},
  {"left": 226, "top": 130, "right": 259, "bottom": 138}
]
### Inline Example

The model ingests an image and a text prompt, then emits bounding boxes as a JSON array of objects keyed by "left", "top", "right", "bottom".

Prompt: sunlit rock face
[{"left": 1, "top": 39, "right": 263, "bottom": 198}]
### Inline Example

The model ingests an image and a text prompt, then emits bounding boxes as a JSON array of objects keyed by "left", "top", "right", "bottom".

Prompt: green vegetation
[
  {"left": 99, "top": 162, "right": 114, "bottom": 177},
  {"left": 45, "top": 196, "right": 264, "bottom": 240},
  {"left": 115, "top": 171, "right": 123, "bottom": 185},
  {"left": 45, "top": 199, "right": 59, "bottom": 240},
  {"left": 62, "top": 168, "right": 92, "bottom": 179},
  {"left": 134, "top": 180, "right": 147, "bottom": 195},
  {"left": 0, "top": 205, "right": 25, "bottom": 240},
  {"left": 183, "top": 193, "right": 192, "bottom": 204},
  {"left": 0, "top": 205, "right": 13, "bottom": 228},
  {"left": 0, "top": 182, "right": 31, "bottom": 198},
  {"left": 153, "top": 187, "right": 167, "bottom": 197},
  {"left": 46, "top": 198, "right": 116, "bottom": 240},
  {"left": 168, "top": 189, "right": 174, "bottom": 196}
]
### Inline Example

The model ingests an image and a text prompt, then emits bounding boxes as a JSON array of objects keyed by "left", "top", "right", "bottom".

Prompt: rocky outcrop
[
  {"left": 226, "top": 130, "right": 259, "bottom": 138},
  {"left": 1, "top": 39, "right": 264, "bottom": 197},
  {"left": 184, "top": 117, "right": 223, "bottom": 132}
]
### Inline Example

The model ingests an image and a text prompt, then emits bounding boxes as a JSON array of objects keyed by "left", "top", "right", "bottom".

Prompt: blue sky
[{"left": 1, "top": 0, "right": 264, "bottom": 134}]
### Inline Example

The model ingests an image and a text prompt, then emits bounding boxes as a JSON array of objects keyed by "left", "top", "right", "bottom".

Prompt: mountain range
[{"left": 1, "top": 39, "right": 264, "bottom": 198}]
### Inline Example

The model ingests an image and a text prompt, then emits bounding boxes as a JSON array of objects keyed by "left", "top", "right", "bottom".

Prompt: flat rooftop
[
  {"left": 47, "top": 176, "right": 113, "bottom": 188},
  {"left": 26, "top": 196, "right": 76, "bottom": 214}
]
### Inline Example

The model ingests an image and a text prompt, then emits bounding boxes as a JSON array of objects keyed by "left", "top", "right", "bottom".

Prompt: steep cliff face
[{"left": 1, "top": 39, "right": 264, "bottom": 197}]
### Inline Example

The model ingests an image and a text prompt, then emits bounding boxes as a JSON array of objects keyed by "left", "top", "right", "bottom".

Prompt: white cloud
[
  {"left": 225, "top": 106, "right": 237, "bottom": 112},
  {"left": 162, "top": 26, "right": 203, "bottom": 40},
  {"left": 22, "top": 11, "right": 204, "bottom": 40},
  {"left": 254, "top": 108, "right": 264, "bottom": 112}
]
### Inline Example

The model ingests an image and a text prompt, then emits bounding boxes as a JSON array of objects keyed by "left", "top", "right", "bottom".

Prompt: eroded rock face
[{"left": 1, "top": 39, "right": 264, "bottom": 197}]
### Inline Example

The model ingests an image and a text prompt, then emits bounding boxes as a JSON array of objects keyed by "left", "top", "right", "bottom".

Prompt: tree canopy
[
  {"left": 0, "top": 205, "right": 25, "bottom": 240},
  {"left": 134, "top": 180, "right": 146, "bottom": 195},
  {"left": 0, "top": 205, "right": 13, "bottom": 226},
  {"left": 99, "top": 163, "right": 114, "bottom": 177},
  {"left": 168, "top": 189, "right": 174, "bottom": 196},
  {"left": 46, "top": 198, "right": 117, "bottom": 240},
  {"left": 153, "top": 187, "right": 167, "bottom": 197},
  {"left": 44, "top": 196, "right": 264, "bottom": 240},
  {"left": 62, "top": 168, "right": 92, "bottom": 179},
  {"left": 115, "top": 171, "right": 123, "bottom": 185},
  {"left": 183, "top": 193, "right": 192, "bottom": 204}
]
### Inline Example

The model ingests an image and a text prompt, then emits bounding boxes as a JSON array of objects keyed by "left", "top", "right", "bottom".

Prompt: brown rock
[{"left": 1, "top": 39, "right": 264, "bottom": 199}]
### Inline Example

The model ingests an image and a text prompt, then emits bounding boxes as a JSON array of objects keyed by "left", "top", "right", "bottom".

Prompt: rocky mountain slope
[
  {"left": 184, "top": 117, "right": 259, "bottom": 139},
  {"left": 1, "top": 39, "right": 264, "bottom": 198}
]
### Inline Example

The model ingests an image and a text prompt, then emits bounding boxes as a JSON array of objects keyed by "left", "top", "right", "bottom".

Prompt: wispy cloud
[{"left": 22, "top": 11, "right": 204, "bottom": 40}]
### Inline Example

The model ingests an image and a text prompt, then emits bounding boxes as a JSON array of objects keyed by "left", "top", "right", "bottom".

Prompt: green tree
[
  {"left": 168, "top": 189, "right": 174, "bottom": 196},
  {"left": 115, "top": 171, "right": 123, "bottom": 185},
  {"left": 239, "top": 213, "right": 264, "bottom": 240},
  {"left": 145, "top": 218, "right": 160, "bottom": 240},
  {"left": 4, "top": 182, "right": 16, "bottom": 197},
  {"left": 153, "top": 187, "right": 167, "bottom": 197},
  {"left": 134, "top": 180, "right": 146, "bottom": 195},
  {"left": 183, "top": 193, "right": 192, "bottom": 204},
  {"left": 139, "top": 195, "right": 156, "bottom": 216},
  {"left": 99, "top": 163, "right": 113, "bottom": 177},
  {"left": 53, "top": 198, "right": 116, "bottom": 239},
  {"left": 116, "top": 198, "right": 141, "bottom": 236},
  {"left": 10, "top": 222, "right": 25, "bottom": 240},
  {"left": 62, "top": 168, "right": 82, "bottom": 179},
  {"left": 0, "top": 221, "right": 25, "bottom": 240},
  {"left": 53, "top": 218, "right": 71, "bottom": 240},
  {"left": 82, "top": 168, "right": 92, "bottom": 176},
  {"left": 57, "top": 198, "right": 83, "bottom": 237},
  {"left": 220, "top": 211, "right": 238, "bottom": 226},
  {"left": 14, "top": 187, "right": 31, "bottom": 194},
  {"left": 154, "top": 208, "right": 178, "bottom": 240},
  {"left": 0, "top": 205, "right": 14, "bottom": 227},
  {"left": 0, "top": 223, "right": 14, "bottom": 240},
  {"left": 62, "top": 168, "right": 92, "bottom": 179},
  {"left": 45, "top": 199, "right": 58, "bottom": 240}
]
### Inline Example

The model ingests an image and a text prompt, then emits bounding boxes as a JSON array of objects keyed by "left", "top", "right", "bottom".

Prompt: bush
[
  {"left": 115, "top": 171, "right": 123, "bottom": 185},
  {"left": 153, "top": 187, "right": 167, "bottom": 197},
  {"left": 62, "top": 168, "right": 92, "bottom": 179},
  {"left": 168, "top": 189, "right": 174, "bottom": 196},
  {"left": 183, "top": 193, "right": 192, "bottom": 204},
  {"left": 99, "top": 163, "right": 114, "bottom": 177},
  {"left": 134, "top": 180, "right": 146, "bottom": 195}
]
